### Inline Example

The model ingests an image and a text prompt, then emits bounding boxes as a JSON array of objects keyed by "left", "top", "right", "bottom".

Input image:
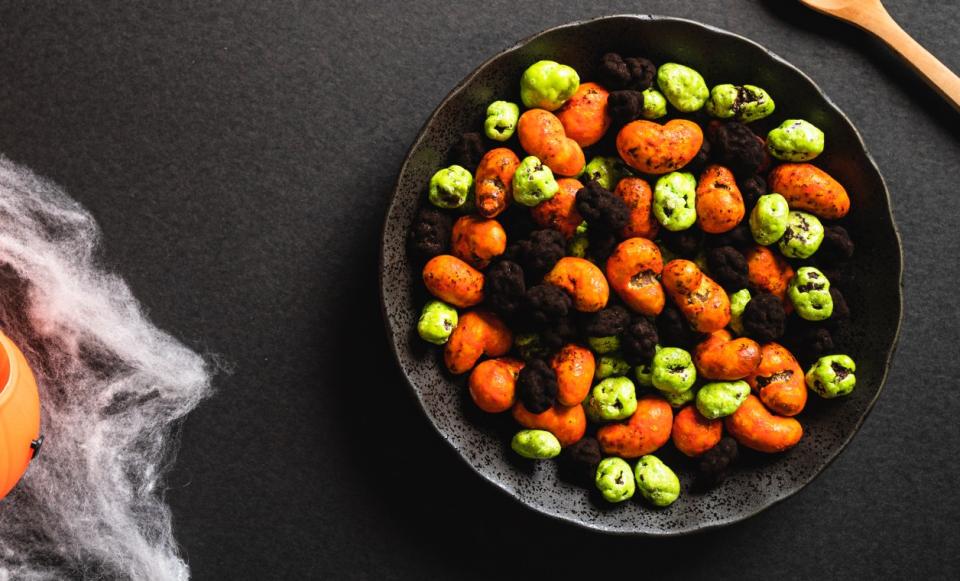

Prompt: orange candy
[
  {"left": 672, "top": 405, "right": 723, "bottom": 457},
  {"left": 616, "top": 119, "right": 703, "bottom": 175},
  {"left": 556, "top": 82, "right": 611, "bottom": 148},
  {"left": 597, "top": 395, "right": 673, "bottom": 458},
  {"left": 517, "top": 109, "right": 586, "bottom": 176},
  {"left": 531, "top": 177, "right": 584, "bottom": 239}
]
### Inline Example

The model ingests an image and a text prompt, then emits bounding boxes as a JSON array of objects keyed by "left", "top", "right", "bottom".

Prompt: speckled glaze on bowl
[{"left": 379, "top": 15, "right": 903, "bottom": 535}]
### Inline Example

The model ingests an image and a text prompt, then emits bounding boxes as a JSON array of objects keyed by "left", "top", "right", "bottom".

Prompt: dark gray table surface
[{"left": 1, "top": 1, "right": 958, "bottom": 578}]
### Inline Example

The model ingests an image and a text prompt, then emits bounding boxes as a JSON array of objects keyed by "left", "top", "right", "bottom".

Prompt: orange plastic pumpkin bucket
[{"left": 0, "top": 331, "right": 41, "bottom": 501}]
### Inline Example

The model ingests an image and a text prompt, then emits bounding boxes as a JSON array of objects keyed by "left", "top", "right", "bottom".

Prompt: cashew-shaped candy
[
  {"left": 696, "top": 165, "right": 745, "bottom": 234},
  {"left": 694, "top": 329, "right": 761, "bottom": 380},
  {"left": 443, "top": 310, "right": 512, "bottom": 375},
  {"left": 616, "top": 119, "right": 703, "bottom": 175},
  {"left": 517, "top": 109, "right": 586, "bottom": 177},
  {"left": 422, "top": 254, "right": 484, "bottom": 308},
  {"left": 768, "top": 163, "right": 850, "bottom": 220},
  {"left": 512, "top": 402, "right": 586, "bottom": 447},
  {"left": 744, "top": 246, "right": 794, "bottom": 304},
  {"left": 725, "top": 394, "right": 802, "bottom": 453},
  {"left": 615, "top": 177, "right": 660, "bottom": 240},
  {"left": 661, "top": 259, "right": 731, "bottom": 333},
  {"left": 597, "top": 395, "right": 673, "bottom": 458},
  {"left": 544, "top": 257, "right": 609, "bottom": 313},
  {"left": 556, "top": 82, "right": 611, "bottom": 148},
  {"left": 474, "top": 148, "right": 520, "bottom": 218},
  {"left": 672, "top": 405, "right": 723, "bottom": 457},
  {"left": 468, "top": 357, "right": 524, "bottom": 413},
  {"left": 745, "top": 342, "right": 807, "bottom": 417},
  {"left": 551, "top": 344, "right": 595, "bottom": 406},
  {"left": 605, "top": 238, "right": 665, "bottom": 316},
  {"left": 450, "top": 215, "right": 507, "bottom": 269},
  {"left": 531, "top": 177, "right": 584, "bottom": 239}
]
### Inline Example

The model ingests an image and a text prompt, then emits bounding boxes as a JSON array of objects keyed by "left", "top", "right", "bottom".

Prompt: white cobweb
[{"left": 0, "top": 156, "right": 213, "bottom": 580}]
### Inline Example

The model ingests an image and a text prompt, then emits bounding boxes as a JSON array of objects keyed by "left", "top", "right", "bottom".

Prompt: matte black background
[{"left": 0, "top": 1, "right": 958, "bottom": 579}]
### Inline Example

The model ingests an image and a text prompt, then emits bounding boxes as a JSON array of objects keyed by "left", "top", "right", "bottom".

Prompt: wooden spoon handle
[{"left": 860, "top": 5, "right": 960, "bottom": 112}]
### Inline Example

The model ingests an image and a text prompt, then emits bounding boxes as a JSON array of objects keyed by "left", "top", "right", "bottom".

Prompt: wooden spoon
[{"left": 799, "top": 0, "right": 960, "bottom": 112}]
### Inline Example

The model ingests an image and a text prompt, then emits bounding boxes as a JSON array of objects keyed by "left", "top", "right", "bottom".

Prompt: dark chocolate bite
[
  {"left": 409, "top": 206, "right": 453, "bottom": 258},
  {"left": 657, "top": 303, "right": 698, "bottom": 349},
  {"left": 517, "top": 358, "right": 558, "bottom": 414},
  {"left": 525, "top": 284, "right": 573, "bottom": 326},
  {"left": 449, "top": 132, "right": 487, "bottom": 172},
  {"left": 742, "top": 292, "right": 786, "bottom": 343},
  {"left": 608, "top": 90, "right": 644, "bottom": 125},
  {"left": 684, "top": 139, "right": 712, "bottom": 176},
  {"left": 622, "top": 316, "right": 659, "bottom": 365},
  {"left": 705, "top": 221, "right": 753, "bottom": 249},
  {"left": 660, "top": 227, "right": 703, "bottom": 257},
  {"left": 561, "top": 436, "right": 603, "bottom": 484},
  {"left": 597, "top": 53, "right": 656, "bottom": 91},
  {"left": 581, "top": 305, "right": 630, "bottom": 337},
  {"left": 697, "top": 436, "right": 738, "bottom": 488},
  {"left": 706, "top": 246, "right": 749, "bottom": 291},
  {"left": 540, "top": 313, "right": 579, "bottom": 353},
  {"left": 818, "top": 225, "right": 855, "bottom": 265},
  {"left": 484, "top": 260, "right": 526, "bottom": 316},
  {"left": 738, "top": 174, "right": 766, "bottom": 211},
  {"left": 707, "top": 121, "right": 766, "bottom": 178},
  {"left": 506, "top": 229, "right": 566, "bottom": 278},
  {"left": 576, "top": 181, "right": 630, "bottom": 234},
  {"left": 783, "top": 316, "right": 835, "bottom": 365}
]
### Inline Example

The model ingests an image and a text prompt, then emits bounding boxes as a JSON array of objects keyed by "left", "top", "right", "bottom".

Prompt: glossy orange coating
[
  {"left": 696, "top": 165, "right": 745, "bottom": 234},
  {"left": 450, "top": 215, "right": 507, "bottom": 269},
  {"left": 745, "top": 343, "right": 808, "bottom": 417},
  {"left": 422, "top": 254, "right": 484, "bottom": 308},
  {"left": 468, "top": 357, "right": 524, "bottom": 413},
  {"left": 724, "top": 395, "right": 802, "bottom": 453},
  {"left": 531, "top": 177, "right": 584, "bottom": 239},
  {"left": 550, "top": 344, "right": 595, "bottom": 406},
  {"left": 443, "top": 310, "right": 513, "bottom": 375},
  {"left": 605, "top": 238, "right": 665, "bottom": 316},
  {"left": 694, "top": 329, "right": 762, "bottom": 380},
  {"left": 768, "top": 163, "right": 850, "bottom": 220},
  {"left": 555, "top": 82, "right": 611, "bottom": 148},
  {"left": 615, "top": 177, "right": 659, "bottom": 239},
  {"left": 544, "top": 257, "right": 609, "bottom": 312},
  {"left": 474, "top": 148, "right": 520, "bottom": 218},
  {"left": 0, "top": 331, "right": 41, "bottom": 501},
  {"left": 517, "top": 108, "right": 586, "bottom": 176},
  {"left": 512, "top": 402, "right": 587, "bottom": 447},
  {"left": 616, "top": 119, "right": 703, "bottom": 175},
  {"left": 672, "top": 405, "right": 723, "bottom": 457},
  {"left": 744, "top": 246, "right": 794, "bottom": 303},
  {"left": 597, "top": 395, "right": 673, "bottom": 458},
  {"left": 661, "top": 259, "right": 731, "bottom": 333}
]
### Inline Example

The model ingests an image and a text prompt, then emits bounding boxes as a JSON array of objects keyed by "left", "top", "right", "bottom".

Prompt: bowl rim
[{"left": 379, "top": 13, "right": 904, "bottom": 536}]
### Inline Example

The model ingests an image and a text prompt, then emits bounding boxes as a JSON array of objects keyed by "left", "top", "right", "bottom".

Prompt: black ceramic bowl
[{"left": 380, "top": 15, "right": 902, "bottom": 535}]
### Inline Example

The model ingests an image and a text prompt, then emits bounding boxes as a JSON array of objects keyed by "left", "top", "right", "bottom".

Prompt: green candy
[
  {"left": 428, "top": 165, "right": 473, "bottom": 209},
  {"left": 595, "top": 457, "right": 636, "bottom": 503},
  {"left": 662, "top": 387, "right": 695, "bottom": 408},
  {"left": 581, "top": 156, "right": 629, "bottom": 191},
  {"left": 417, "top": 300, "right": 458, "bottom": 345},
  {"left": 634, "top": 455, "right": 681, "bottom": 507},
  {"left": 696, "top": 380, "right": 750, "bottom": 419},
  {"left": 749, "top": 193, "right": 790, "bottom": 246},
  {"left": 511, "top": 429, "right": 562, "bottom": 459},
  {"left": 806, "top": 355, "right": 856, "bottom": 398},
  {"left": 484, "top": 100, "right": 520, "bottom": 142},
  {"left": 729, "top": 289, "right": 751, "bottom": 336},
  {"left": 514, "top": 333, "right": 548, "bottom": 361},
  {"left": 788, "top": 267, "right": 834, "bottom": 321},
  {"left": 568, "top": 231, "right": 589, "bottom": 258},
  {"left": 704, "top": 84, "right": 775, "bottom": 122},
  {"left": 779, "top": 211, "right": 824, "bottom": 259},
  {"left": 595, "top": 354, "right": 631, "bottom": 380},
  {"left": 767, "top": 119, "right": 825, "bottom": 162},
  {"left": 651, "top": 347, "right": 696, "bottom": 394},
  {"left": 588, "top": 377, "right": 638, "bottom": 421},
  {"left": 641, "top": 88, "right": 668, "bottom": 119},
  {"left": 653, "top": 172, "right": 698, "bottom": 231},
  {"left": 520, "top": 60, "right": 580, "bottom": 111},
  {"left": 634, "top": 362, "right": 654, "bottom": 387},
  {"left": 587, "top": 335, "right": 621, "bottom": 354},
  {"left": 656, "top": 63, "right": 709, "bottom": 112},
  {"left": 512, "top": 156, "right": 559, "bottom": 207}
]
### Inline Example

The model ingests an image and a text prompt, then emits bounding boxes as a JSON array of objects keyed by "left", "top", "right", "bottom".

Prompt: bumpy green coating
[
  {"left": 581, "top": 156, "right": 629, "bottom": 191},
  {"left": 653, "top": 172, "right": 698, "bottom": 231},
  {"left": 511, "top": 429, "right": 562, "bottom": 459},
  {"left": 788, "top": 267, "right": 834, "bottom": 321},
  {"left": 704, "top": 84, "right": 775, "bottom": 122},
  {"left": 779, "top": 211, "right": 824, "bottom": 259},
  {"left": 568, "top": 231, "right": 589, "bottom": 257},
  {"left": 806, "top": 355, "right": 857, "bottom": 398},
  {"left": 588, "top": 335, "right": 621, "bottom": 355},
  {"left": 595, "top": 457, "right": 636, "bottom": 503},
  {"left": 651, "top": 347, "right": 697, "bottom": 394},
  {"left": 417, "top": 300, "right": 458, "bottom": 345},
  {"left": 634, "top": 455, "right": 681, "bottom": 507},
  {"left": 656, "top": 63, "right": 709, "bottom": 112},
  {"left": 749, "top": 193, "right": 790, "bottom": 246},
  {"left": 729, "top": 289, "right": 751, "bottom": 336},
  {"left": 515, "top": 333, "right": 548, "bottom": 361},
  {"left": 428, "top": 165, "right": 473, "bottom": 209},
  {"left": 662, "top": 387, "right": 695, "bottom": 408},
  {"left": 696, "top": 380, "right": 750, "bottom": 419},
  {"left": 484, "top": 100, "right": 520, "bottom": 142},
  {"left": 634, "top": 362, "right": 654, "bottom": 387},
  {"left": 512, "top": 156, "right": 559, "bottom": 207},
  {"left": 520, "top": 60, "right": 580, "bottom": 111},
  {"left": 767, "top": 119, "right": 825, "bottom": 162},
  {"left": 595, "top": 355, "right": 631, "bottom": 380},
  {"left": 588, "top": 377, "right": 638, "bottom": 421},
  {"left": 641, "top": 88, "right": 668, "bottom": 119}
]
